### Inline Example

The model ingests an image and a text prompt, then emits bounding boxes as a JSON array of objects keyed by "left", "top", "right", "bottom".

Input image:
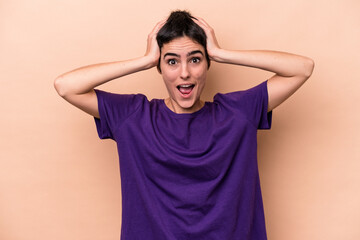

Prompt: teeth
[{"left": 178, "top": 84, "right": 194, "bottom": 88}]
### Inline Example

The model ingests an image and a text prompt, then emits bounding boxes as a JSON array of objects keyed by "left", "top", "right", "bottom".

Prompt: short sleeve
[
  {"left": 214, "top": 81, "right": 272, "bottom": 130},
  {"left": 94, "top": 89, "right": 145, "bottom": 140}
]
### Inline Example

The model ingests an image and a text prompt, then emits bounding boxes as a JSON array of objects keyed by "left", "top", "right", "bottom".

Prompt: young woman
[{"left": 54, "top": 10, "right": 314, "bottom": 240}]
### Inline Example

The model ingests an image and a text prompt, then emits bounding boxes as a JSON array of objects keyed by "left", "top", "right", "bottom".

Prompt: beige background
[{"left": 1, "top": 0, "right": 359, "bottom": 239}]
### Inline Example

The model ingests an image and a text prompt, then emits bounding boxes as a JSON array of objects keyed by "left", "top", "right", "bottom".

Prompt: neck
[{"left": 165, "top": 98, "right": 204, "bottom": 114}]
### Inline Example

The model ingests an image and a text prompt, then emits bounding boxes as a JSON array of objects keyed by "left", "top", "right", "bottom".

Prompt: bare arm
[
  {"left": 194, "top": 17, "right": 315, "bottom": 112},
  {"left": 54, "top": 20, "right": 166, "bottom": 118},
  {"left": 209, "top": 49, "right": 315, "bottom": 111}
]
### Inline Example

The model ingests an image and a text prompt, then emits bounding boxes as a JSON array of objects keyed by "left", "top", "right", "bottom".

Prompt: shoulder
[
  {"left": 94, "top": 89, "right": 149, "bottom": 109},
  {"left": 94, "top": 89, "right": 148, "bottom": 102},
  {"left": 94, "top": 89, "right": 149, "bottom": 119},
  {"left": 214, "top": 81, "right": 268, "bottom": 106}
]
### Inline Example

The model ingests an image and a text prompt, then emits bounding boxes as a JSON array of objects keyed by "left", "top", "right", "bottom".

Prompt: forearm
[
  {"left": 54, "top": 56, "right": 154, "bottom": 97},
  {"left": 212, "top": 49, "right": 314, "bottom": 78}
]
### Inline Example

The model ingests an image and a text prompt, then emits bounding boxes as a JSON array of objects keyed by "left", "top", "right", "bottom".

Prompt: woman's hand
[
  {"left": 144, "top": 19, "right": 166, "bottom": 69},
  {"left": 193, "top": 17, "right": 222, "bottom": 62},
  {"left": 194, "top": 16, "right": 314, "bottom": 113}
]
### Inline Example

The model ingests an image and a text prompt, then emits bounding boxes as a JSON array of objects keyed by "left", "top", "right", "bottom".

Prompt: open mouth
[{"left": 177, "top": 84, "right": 195, "bottom": 95}]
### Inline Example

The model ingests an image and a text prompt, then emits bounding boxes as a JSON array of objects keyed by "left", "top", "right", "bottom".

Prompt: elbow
[
  {"left": 54, "top": 76, "right": 68, "bottom": 97},
  {"left": 303, "top": 57, "right": 315, "bottom": 79}
]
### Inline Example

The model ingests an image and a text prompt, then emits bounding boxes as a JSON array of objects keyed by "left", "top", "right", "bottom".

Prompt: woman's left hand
[{"left": 193, "top": 17, "right": 222, "bottom": 61}]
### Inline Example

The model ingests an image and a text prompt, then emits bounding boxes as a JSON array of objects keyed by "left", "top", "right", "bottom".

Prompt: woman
[{"left": 54, "top": 10, "right": 314, "bottom": 240}]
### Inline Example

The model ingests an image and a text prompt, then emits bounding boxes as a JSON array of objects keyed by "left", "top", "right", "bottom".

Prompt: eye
[
  {"left": 167, "top": 59, "right": 177, "bottom": 65},
  {"left": 190, "top": 57, "right": 201, "bottom": 63}
]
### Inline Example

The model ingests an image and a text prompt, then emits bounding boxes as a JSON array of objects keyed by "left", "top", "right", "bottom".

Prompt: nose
[{"left": 180, "top": 63, "right": 190, "bottom": 80}]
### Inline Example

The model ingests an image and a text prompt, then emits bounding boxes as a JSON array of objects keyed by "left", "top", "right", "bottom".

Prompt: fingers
[
  {"left": 150, "top": 19, "right": 167, "bottom": 36},
  {"left": 144, "top": 19, "right": 167, "bottom": 67},
  {"left": 146, "top": 19, "right": 166, "bottom": 53},
  {"left": 192, "top": 16, "right": 221, "bottom": 61},
  {"left": 192, "top": 16, "right": 213, "bottom": 32}
]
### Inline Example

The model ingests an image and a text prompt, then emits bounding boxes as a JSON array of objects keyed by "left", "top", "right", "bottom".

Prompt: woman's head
[
  {"left": 156, "top": 10, "right": 210, "bottom": 73},
  {"left": 156, "top": 10, "right": 210, "bottom": 114}
]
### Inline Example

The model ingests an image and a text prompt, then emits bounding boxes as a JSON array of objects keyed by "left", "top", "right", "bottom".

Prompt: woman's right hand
[
  {"left": 144, "top": 19, "right": 166, "bottom": 68},
  {"left": 54, "top": 19, "right": 167, "bottom": 119}
]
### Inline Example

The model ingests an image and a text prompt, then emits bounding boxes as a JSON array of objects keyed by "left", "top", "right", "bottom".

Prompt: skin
[
  {"left": 54, "top": 17, "right": 314, "bottom": 118},
  {"left": 160, "top": 36, "right": 208, "bottom": 113},
  {"left": 193, "top": 17, "right": 315, "bottom": 112}
]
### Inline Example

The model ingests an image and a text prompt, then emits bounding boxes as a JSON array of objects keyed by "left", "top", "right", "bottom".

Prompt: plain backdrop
[{"left": 1, "top": 0, "right": 359, "bottom": 239}]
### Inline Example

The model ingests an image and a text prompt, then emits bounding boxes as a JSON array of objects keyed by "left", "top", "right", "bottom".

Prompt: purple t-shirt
[{"left": 94, "top": 80, "right": 272, "bottom": 240}]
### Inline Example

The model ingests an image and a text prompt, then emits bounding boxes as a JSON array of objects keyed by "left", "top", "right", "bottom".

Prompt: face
[{"left": 160, "top": 36, "right": 208, "bottom": 114}]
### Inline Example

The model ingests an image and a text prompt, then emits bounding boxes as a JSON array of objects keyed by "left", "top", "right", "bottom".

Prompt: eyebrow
[{"left": 163, "top": 50, "right": 204, "bottom": 59}]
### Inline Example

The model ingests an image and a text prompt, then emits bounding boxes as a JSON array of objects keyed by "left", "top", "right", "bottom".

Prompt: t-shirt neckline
[{"left": 160, "top": 99, "right": 210, "bottom": 118}]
